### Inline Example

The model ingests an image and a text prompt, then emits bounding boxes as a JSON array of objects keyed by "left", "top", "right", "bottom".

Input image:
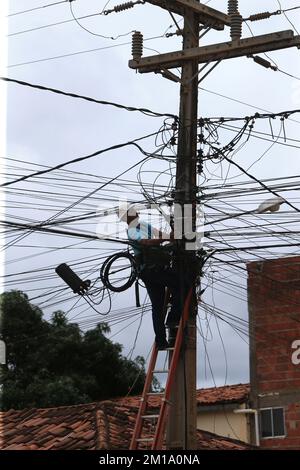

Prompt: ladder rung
[
  {"left": 147, "top": 392, "right": 164, "bottom": 395},
  {"left": 136, "top": 438, "right": 154, "bottom": 442},
  {"left": 142, "top": 414, "right": 159, "bottom": 419},
  {"left": 153, "top": 369, "right": 169, "bottom": 373}
]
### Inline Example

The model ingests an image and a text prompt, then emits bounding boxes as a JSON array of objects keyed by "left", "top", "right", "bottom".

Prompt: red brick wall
[{"left": 248, "top": 257, "right": 300, "bottom": 449}]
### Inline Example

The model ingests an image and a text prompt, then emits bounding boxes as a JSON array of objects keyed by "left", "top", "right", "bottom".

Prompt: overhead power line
[
  {"left": 244, "top": 5, "right": 300, "bottom": 22},
  {"left": 200, "top": 87, "right": 300, "bottom": 125},
  {"left": 215, "top": 241, "right": 300, "bottom": 253},
  {"left": 8, "top": 11, "right": 102, "bottom": 37},
  {"left": 219, "top": 151, "right": 300, "bottom": 214},
  {"left": 7, "top": 34, "right": 167, "bottom": 68},
  {"left": 1, "top": 131, "right": 163, "bottom": 188},
  {"left": 0, "top": 220, "right": 100, "bottom": 240},
  {"left": 203, "top": 108, "right": 300, "bottom": 123},
  {"left": 0, "top": 77, "right": 176, "bottom": 119},
  {"left": 69, "top": 0, "right": 145, "bottom": 38},
  {"left": 69, "top": 1, "right": 133, "bottom": 40},
  {"left": 7, "top": 0, "right": 71, "bottom": 17}
]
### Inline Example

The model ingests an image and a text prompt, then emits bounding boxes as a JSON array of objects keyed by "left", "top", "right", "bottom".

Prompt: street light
[
  {"left": 256, "top": 196, "right": 285, "bottom": 214},
  {"left": 205, "top": 196, "right": 285, "bottom": 226}
]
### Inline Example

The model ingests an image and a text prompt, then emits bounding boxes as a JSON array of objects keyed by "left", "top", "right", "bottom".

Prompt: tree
[{"left": 0, "top": 290, "right": 145, "bottom": 410}]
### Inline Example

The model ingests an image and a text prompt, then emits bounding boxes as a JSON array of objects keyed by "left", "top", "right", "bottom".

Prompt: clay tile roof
[
  {"left": 0, "top": 401, "right": 251, "bottom": 450},
  {"left": 196, "top": 430, "right": 252, "bottom": 450},
  {"left": 112, "top": 383, "right": 250, "bottom": 409},
  {"left": 0, "top": 384, "right": 251, "bottom": 451},
  {"left": 196, "top": 383, "right": 250, "bottom": 406}
]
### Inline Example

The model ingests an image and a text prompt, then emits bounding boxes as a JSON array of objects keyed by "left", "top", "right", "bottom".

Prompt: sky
[{"left": 1, "top": 0, "right": 300, "bottom": 391}]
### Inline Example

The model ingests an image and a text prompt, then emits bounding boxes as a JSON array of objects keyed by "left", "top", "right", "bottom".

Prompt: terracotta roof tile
[
  {"left": 0, "top": 383, "right": 251, "bottom": 450},
  {"left": 112, "top": 383, "right": 250, "bottom": 409},
  {"left": 197, "top": 383, "right": 250, "bottom": 406},
  {"left": 196, "top": 430, "right": 252, "bottom": 450}
]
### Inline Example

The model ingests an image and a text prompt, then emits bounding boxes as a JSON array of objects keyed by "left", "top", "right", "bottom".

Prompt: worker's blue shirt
[{"left": 127, "top": 221, "right": 154, "bottom": 257}]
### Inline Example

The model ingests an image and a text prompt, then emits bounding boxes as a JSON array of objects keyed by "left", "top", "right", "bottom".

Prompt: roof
[
  {"left": 0, "top": 401, "right": 135, "bottom": 450},
  {"left": 113, "top": 383, "right": 250, "bottom": 408},
  {"left": 0, "top": 396, "right": 252, "bottom": 450},
  {"left": 196, "top": 429, "right": 252, "bottom": 450},
  {"left": 197, "top": 383, "right": 250, "bottom": 407}
]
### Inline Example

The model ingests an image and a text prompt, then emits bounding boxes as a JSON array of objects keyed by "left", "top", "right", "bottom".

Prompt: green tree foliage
[{"left": 0, "top": 291, "right": 145, "bottom": 410}]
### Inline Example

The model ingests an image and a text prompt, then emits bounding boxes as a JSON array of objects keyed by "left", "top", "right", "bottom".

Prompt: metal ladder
[{"left": 130, "top": 288, "right": 192, "bottom": 450}]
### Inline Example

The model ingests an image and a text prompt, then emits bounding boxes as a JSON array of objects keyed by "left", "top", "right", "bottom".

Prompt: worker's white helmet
[{"left": 118, "top": 203, "right": 138, "bottom": 222}]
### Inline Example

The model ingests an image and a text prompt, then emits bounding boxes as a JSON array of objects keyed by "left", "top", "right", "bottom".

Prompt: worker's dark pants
[{"left": 140, "top": 267, "right": 183, "bottom": 344}]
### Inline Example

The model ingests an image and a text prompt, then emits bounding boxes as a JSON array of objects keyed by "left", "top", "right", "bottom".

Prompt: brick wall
[{"left": 248, "top": 256, "right": 300, "bottom": 449}]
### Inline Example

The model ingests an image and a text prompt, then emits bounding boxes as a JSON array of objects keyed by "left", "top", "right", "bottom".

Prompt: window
[{"left": 260, "top": 408, "right": 285, "bottom": 438}]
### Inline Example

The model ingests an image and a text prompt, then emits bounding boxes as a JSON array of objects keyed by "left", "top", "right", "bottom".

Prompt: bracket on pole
[
  {"left": 155, "top": 69, "right": 181, "bottom": 82},
  {"left": 129, "top": 30, "right": 300, "bottom": 73},
  {"left": 145, "top": 0, "right": 230, "bottom": 30}
]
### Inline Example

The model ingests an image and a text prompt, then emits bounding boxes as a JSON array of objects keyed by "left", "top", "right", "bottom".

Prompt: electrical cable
[
  {"left": 217, "top": 151, "right": 300, "bottom": 214},
  {"left": 7, "top": 34, "right": 167, "bottom": 68},
  {"left": 276, "top": 0, "right": 300, "bottom": 35},
  {"left": 0, "top": 77, "right": 176, "bottom": 119},
  {"left": 1, "top": 131, "right": 166, "bottom": 187},
  {"left": 100, "top": 251, "right": 137, "bottom": 292},
  {"left": 199, "top": 87, "right": 300, "bottom": 125},
  {"left": 69, "top": 0, "right": 134, "bottom": 39},
  {"left": 7, "top": 0, "right": 70, "bottom": 17}
]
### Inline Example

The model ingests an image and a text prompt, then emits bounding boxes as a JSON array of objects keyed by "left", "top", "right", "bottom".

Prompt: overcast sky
[{"left": 1, "top": 0, "right": 300, "bottom": 390}]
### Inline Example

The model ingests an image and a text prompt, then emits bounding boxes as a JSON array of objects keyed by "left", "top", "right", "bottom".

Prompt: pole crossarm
[
  {"left": 145, "top": 0, "right": 230, "bottom": 30},
  {"left": 129, "top": 30, "right": 300, "bottom": 73}
]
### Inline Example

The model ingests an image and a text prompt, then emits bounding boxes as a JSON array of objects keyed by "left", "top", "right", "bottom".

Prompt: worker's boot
[{"left": 156, "top": 338, "right": 169, "bottom": 350}]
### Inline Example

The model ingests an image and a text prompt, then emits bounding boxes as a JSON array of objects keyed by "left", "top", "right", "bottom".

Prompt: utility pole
[
  {"left": 128, "top": 0, "right": 300, "bottom": 450},
  {"left": 167, "top": 5, "right": 199, "bottom": 450}
]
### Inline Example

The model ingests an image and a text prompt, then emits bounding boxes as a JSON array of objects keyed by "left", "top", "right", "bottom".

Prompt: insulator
[
  {"left": 230, "top": 12, "right": 243, "bottom": 40},
  {"left": 114, "top": 2, "right": 135, "bottom": 13},
  {"left": 132, "top": 31, "right": 143, "bottom": 59},
  {"left": 250, "top": 55, "right": 278, "bottom": 71},
  {"left": 165, "top": 29, "right": 183, "bottom": 38},
  {"left": 228, "top": 0, "right": 238, "bottom": 15},
  {"left": 253, "top": 56, "right": 272, "bottom": 69},
  {"left": 248, "top": 12, "right": 272, "bottom": 22}
]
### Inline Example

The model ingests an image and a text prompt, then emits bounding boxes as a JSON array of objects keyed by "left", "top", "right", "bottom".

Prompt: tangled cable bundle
[{"left": 100, "top": 251, "right": 137, "bottom": 292}]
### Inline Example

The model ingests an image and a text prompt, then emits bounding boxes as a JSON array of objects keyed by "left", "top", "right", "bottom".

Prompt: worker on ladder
[{"left": 119, "top": 204, "right": 181, "bottom": 350}]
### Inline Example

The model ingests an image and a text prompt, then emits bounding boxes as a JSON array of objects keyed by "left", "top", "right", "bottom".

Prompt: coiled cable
[{"left": 100, "top": 251, "right": 137, "bottom": 292}]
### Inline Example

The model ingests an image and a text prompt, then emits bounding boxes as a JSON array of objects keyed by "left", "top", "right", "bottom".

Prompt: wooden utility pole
[
  {"left": 166, "top": 5, "right": 199, "bottom": 450},
  {"left": 128, "top": 0, "right": 300, "bottom": 450}
]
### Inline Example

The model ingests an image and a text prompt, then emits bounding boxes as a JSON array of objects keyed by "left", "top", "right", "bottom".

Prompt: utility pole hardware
[
  {"left": 129, "top": 30, "right": 300, "bottom": 72},
  {"left": 128, "top": 0, "right": 300, "bottom": 450}
]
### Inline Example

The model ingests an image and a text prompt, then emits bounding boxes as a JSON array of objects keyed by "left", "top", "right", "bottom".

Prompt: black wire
[
  {"left": 276, "top": 0, "right": 300, "bottom": 35},
  {"left": 7, "top": 0, "right": 69, "bottom": 17},
  {"left": 0, "top": 77, "right": 176, "bottom": 119},
  {"left": 0, "top": 220, "right": 106, "bottom": 241},
  {"left": 199, "top": 87, "right": 300, "bottom": 125},
  {"left": 1, "top": 148, "right": 163, "bottom": 253},
  {"left": 100, "top": 252, "right": 137, "bottom": 292},
  {"left": 7, "top": 35, "right": 166, "bottom": 68},
  {"left": 219, "top": 123, "right": 300, "bottom": 150},
  {"left": 217, "top": 151, "right": 300, "bottom": 214},
  {"left": 69, "top": 0, "right": 133, "bottom": 40},
  {"left": 8, "top": 11, "right": 104, "bottom": 37},
  {"left": 1, "top": 132, "right": 164, "bottom": 188},
  {"left": 202, "top": 108, "right": 300, "bottom": 123}
]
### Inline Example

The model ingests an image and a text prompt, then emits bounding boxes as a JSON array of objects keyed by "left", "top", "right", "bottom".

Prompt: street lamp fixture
[{"left": 256, "top": 196, "right": 285, "bottom": 214}]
